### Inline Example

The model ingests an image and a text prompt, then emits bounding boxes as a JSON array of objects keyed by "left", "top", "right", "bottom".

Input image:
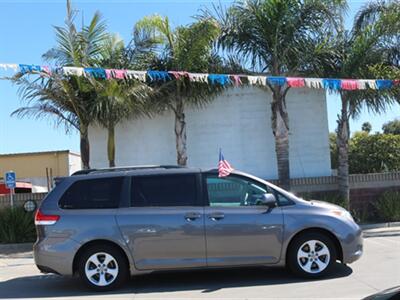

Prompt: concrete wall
[{"left": 89, "top": 87, "right": 331, "bottom": 179}]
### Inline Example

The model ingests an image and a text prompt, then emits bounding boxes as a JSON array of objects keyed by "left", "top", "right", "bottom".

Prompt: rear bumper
[
  {"left": 342, "top": 225, "right": 363, "bottom": 264},
  {"left": 33, "top": 237, "right": 80, "bottom": 276}
]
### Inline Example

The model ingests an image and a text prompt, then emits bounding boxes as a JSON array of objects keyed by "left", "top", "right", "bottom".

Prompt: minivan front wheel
[
  {"left": 78, "top": 245, "right": 128, "bottom": 291},
  {"left": 287, "top": 232, "right": 337, "bottom": 278}
]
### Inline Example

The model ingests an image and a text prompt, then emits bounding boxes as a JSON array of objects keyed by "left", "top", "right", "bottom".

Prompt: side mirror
[{"left": 256, "top": 193, "right": 277, "bottom": 208}]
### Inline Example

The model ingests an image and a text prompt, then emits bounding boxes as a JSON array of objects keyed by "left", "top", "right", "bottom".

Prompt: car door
[
  {"left": 116, "top": 173, "right": 206, "bottom": 270},
  {"left": 204, "top": 173, "right": 284, "bottom": 266}
]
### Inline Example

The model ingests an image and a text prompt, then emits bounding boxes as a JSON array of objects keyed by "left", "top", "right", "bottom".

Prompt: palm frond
[{"left": 12, "top": 103, "right": 79, "bottom": 133}]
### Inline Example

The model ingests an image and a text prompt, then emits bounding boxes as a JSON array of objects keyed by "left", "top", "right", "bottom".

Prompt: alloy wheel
[
  {"left": 297, "top": 240, "right": 331, "bottom": 274},
  {"left": 84, "top": 252, "right": 119, "bottom": 287}
]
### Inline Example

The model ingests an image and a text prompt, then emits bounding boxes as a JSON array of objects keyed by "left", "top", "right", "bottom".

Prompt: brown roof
[{"left": 0, "top": 150, "right": 80, "bottom": 157}]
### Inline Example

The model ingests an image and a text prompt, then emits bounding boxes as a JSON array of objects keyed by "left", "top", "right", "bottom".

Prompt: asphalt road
[{"left": 0, "top": 230, "right": 399, "bottom": 300}]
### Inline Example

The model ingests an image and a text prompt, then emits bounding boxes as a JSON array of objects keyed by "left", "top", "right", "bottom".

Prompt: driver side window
[{"left": 206, "top": 175, "right": 267, "bottom": 207}]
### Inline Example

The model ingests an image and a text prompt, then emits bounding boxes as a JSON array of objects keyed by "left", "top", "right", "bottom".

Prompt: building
[
  {"left": 89, "top": 87, "right": 331, "bottom": 180},
  {"left": 0, "top": 150, "right": 81, "bottom": 193}
]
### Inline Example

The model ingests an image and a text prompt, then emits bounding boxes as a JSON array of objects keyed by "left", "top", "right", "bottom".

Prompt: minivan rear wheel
[
  {"left": 287, "top": 231, "right": 337, "bottom": 278},
  {"left": 78, "top": 244, "right": 128, "bottom": 291}
]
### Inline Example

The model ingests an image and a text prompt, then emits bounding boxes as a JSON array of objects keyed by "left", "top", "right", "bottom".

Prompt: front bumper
[
  {"left": 341, "top": 224, "right": 363, "bottom": 264},
  {"left": 33, "top": 237, "right": 80, "bottom": 276}
]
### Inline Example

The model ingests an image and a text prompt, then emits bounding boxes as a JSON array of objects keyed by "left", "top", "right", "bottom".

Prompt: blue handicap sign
[{"left": 5, "top": 171, "right": 16, "bottom": 189}]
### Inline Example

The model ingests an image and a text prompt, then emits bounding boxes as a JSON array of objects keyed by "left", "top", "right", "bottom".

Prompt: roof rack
[{"left": 72, "top": 165, "right": 186, "bottom": 176}]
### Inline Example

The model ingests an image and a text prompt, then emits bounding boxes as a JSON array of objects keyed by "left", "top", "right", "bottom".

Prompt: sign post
[{"left": 5, "top": 171, "right": 16, "bottom": 208}]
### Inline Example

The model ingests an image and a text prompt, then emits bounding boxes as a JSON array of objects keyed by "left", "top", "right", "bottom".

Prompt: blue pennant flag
[
  {"left": 19, "top": 64, "right": 42, "bottom": 74},
  {"left": 208, "top": 74, "right": 231, "bottom": 86},
  {"left": 323, "top": 79, "right": 341, "bottom": 90},
  {"left": 84, "top": 68, "right": 107, "bottom": 79},
  {"left": 267, "top": 76, "right": 287, "bottom": 86},
  {"left": 376, "top": 79, "right": 393, "bottom": 90},
  {"left": 147, "top": 70, "right": 171, "bottom": 82}
]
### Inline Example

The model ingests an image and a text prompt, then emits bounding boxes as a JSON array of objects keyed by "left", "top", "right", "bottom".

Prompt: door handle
[
  {"left": 209, "top": 212, "right": 225, "bottom": 221},
  {"left": 184, "top": 212, "right": 201, "bottom": 221}
]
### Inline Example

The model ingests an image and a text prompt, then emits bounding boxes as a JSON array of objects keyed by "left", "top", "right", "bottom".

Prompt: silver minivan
[{"left": 34, "top": 166, "right": 363, "bottom": 291}]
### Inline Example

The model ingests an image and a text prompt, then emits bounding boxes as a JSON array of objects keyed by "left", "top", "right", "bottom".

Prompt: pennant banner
[{"left": 1, "top": 63, "right": 399, "bottom": 91}]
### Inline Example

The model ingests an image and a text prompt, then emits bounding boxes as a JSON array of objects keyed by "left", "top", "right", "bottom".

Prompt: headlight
[{"left": 331, "top": 209, "right": 354, "bottom": 221}]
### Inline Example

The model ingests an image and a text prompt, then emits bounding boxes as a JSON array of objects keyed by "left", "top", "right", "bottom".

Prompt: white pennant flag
[{"left": 126, "top": 70, "right": 147, "bottom": 82}]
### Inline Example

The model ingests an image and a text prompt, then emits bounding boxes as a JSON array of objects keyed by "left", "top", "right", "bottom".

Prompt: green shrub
[
  {"left": 329, "top": 131, "right": 400, "bottom": 174},
  {"left": 0, "top": 207, "right": 36, "bottom": 243},
  {"left": 375, "top": 191, "right": 400, "bottom": 222},
  {"left": 349, "top": 132, "right": 400, "bottom": 174}
]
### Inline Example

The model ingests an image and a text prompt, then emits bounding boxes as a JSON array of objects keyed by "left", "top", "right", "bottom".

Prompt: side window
[
  {"left": 206, "top": 175, "right": 267, "bottom": 207},
  {"left": 59, "top": 177, "right": 123, "bottom": 209},
  {"left": 131, "top": 174, "right": 198, "bottom": 207}
]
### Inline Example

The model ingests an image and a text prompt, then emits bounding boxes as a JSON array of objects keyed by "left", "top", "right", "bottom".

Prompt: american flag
[{"left": 218, "top": 149, "right": 234, "bottom": 177}]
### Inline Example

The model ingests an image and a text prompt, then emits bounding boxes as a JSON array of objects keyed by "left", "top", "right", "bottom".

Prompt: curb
[
  {"left": 0, "top": 243, "right": 33, "bottom": 255},
  {"left": 360, "top": 221, "right": 400, "bottom": 230}
]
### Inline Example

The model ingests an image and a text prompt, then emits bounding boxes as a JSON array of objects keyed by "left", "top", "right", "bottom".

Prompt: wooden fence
[{"left": 0, "top": 193, "right": 47, "bottom": 209}]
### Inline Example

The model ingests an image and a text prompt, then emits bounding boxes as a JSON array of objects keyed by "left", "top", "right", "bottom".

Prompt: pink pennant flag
[
  {"left": 393, "top": 79, "right": 400, "bottom": 86},
  {"left": 41, "top": 66, "right": 51, "bottom": 76},
  {"left": 113, "top": 69, "right": 127, "bottom": 79},
  {"left": 169, "top": 71, "right": 189, "bottom": 79},
  {"left": 287, "top": 77, "right": 305, "bottom": 88},
  {"left": 105, "top": 69, "right": 127, "bottom": 79},
  {"left": 105, "top": 69, "right": 113, "bottom": 79},
  {"left": 230, "top": 75, "right": 242, "bottom": 86},
  {"left": 341, "top": 79, "right": 359, "bottom": 90}
]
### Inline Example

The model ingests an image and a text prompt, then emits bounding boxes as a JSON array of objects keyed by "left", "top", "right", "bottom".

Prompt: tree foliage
[
  {"left": 349, "top": 132, "right": 400, "bottom": 174},
  {"left": 382, "top": 119, "right": 400, "bottom": 135},
  {"left": 133, "top": 15, "right": 226, "bottom": 166},
  {"left": 330, "top": 131, "right": 400, "bottom": 174},
  {"left": 11, "top": 0, "right": 109, "bottom": 169},
  {"left": 201, "top": 0, "right": 345, "bottom": 189},
  {"left": 361, "top": 122, "right": 372, "bottom": 133}
]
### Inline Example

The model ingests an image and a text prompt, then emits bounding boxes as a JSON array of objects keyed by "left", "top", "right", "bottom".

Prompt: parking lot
[{"left": 0, "top": 229, "right": 399, "bottom": 300}]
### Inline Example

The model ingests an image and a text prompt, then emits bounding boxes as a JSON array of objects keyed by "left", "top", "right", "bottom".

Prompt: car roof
[
  {"left": 70, "top": 165, "right": 203, "bottom": 178},
  {"left": 68, "top": 166, "right": 275, "bottom": 185}
]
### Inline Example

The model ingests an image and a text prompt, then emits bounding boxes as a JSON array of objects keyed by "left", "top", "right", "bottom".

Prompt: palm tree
[
  {"left": 92, "top": 80, "right": 153, "bottom": 167},
  {"left": 203, "top": 0, "right": 345, "bottom": 190},
  {"left": 316, "top": 0, "right": 400, "bottom": 207},
  {"left": 11, "top": 0, "right": 108, "bottom": 169},
  {"left": 87, "top": 34, "right": 154, "bottom": 167},
  {"left": 133, "top": 16, "right": 225, "bottom": 166}
]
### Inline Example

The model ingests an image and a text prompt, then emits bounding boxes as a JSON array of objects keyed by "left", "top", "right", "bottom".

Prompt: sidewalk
[
  {"left": 0, "top": 243, "right": 33, "bottom": 258},
  {"left": 362, "top": 226, "right": 400, "bottom": 238}
]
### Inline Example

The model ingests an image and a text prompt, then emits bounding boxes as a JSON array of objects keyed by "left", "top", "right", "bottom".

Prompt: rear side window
[
  {"left": 131, "top": 175, "right": 198, "bottom": 207},
  {"left": 59, "top": 177, "right": 123, "bottom": 209}
]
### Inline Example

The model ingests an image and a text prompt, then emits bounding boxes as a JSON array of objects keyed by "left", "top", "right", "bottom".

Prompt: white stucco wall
[
  {"left": 68, "top": 152, "right": 82, "bottom": 175},
  {"left": 89, "top": 87, "right": 331, "bottom": 179}
]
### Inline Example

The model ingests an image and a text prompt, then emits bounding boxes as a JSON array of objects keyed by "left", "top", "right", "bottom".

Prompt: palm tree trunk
[
  {"left": 174, "top": 97, "right": 188, "bottom": 166},
  {"left": 271, "top": 86, "right": 290, "bottom": 190},
  {"left": 107, "top": 124, "right": 116, "bottom": 168},
  {"left": 80, "top": 124, "right": 90, "bottom": 170},
  {"left": 337, "top": 92, "right": 350, "bottom": 209}
]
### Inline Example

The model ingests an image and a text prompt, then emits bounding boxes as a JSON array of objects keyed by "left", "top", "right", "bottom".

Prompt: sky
[{"left": 0, "top": 0, "right": 399, "bottom": 155}]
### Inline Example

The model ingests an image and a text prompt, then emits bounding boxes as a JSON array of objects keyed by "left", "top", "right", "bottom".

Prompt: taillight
[{"left": 35, "top": 209, "right": 60, "bottom": 225}]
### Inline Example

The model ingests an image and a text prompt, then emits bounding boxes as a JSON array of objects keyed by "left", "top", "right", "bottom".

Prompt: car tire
[
  {"left": 78, "top": 244, "right": 129, "bottom": 291},
  {"left": 287, "top": 231, "right": 337, "bottom": 278}
]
